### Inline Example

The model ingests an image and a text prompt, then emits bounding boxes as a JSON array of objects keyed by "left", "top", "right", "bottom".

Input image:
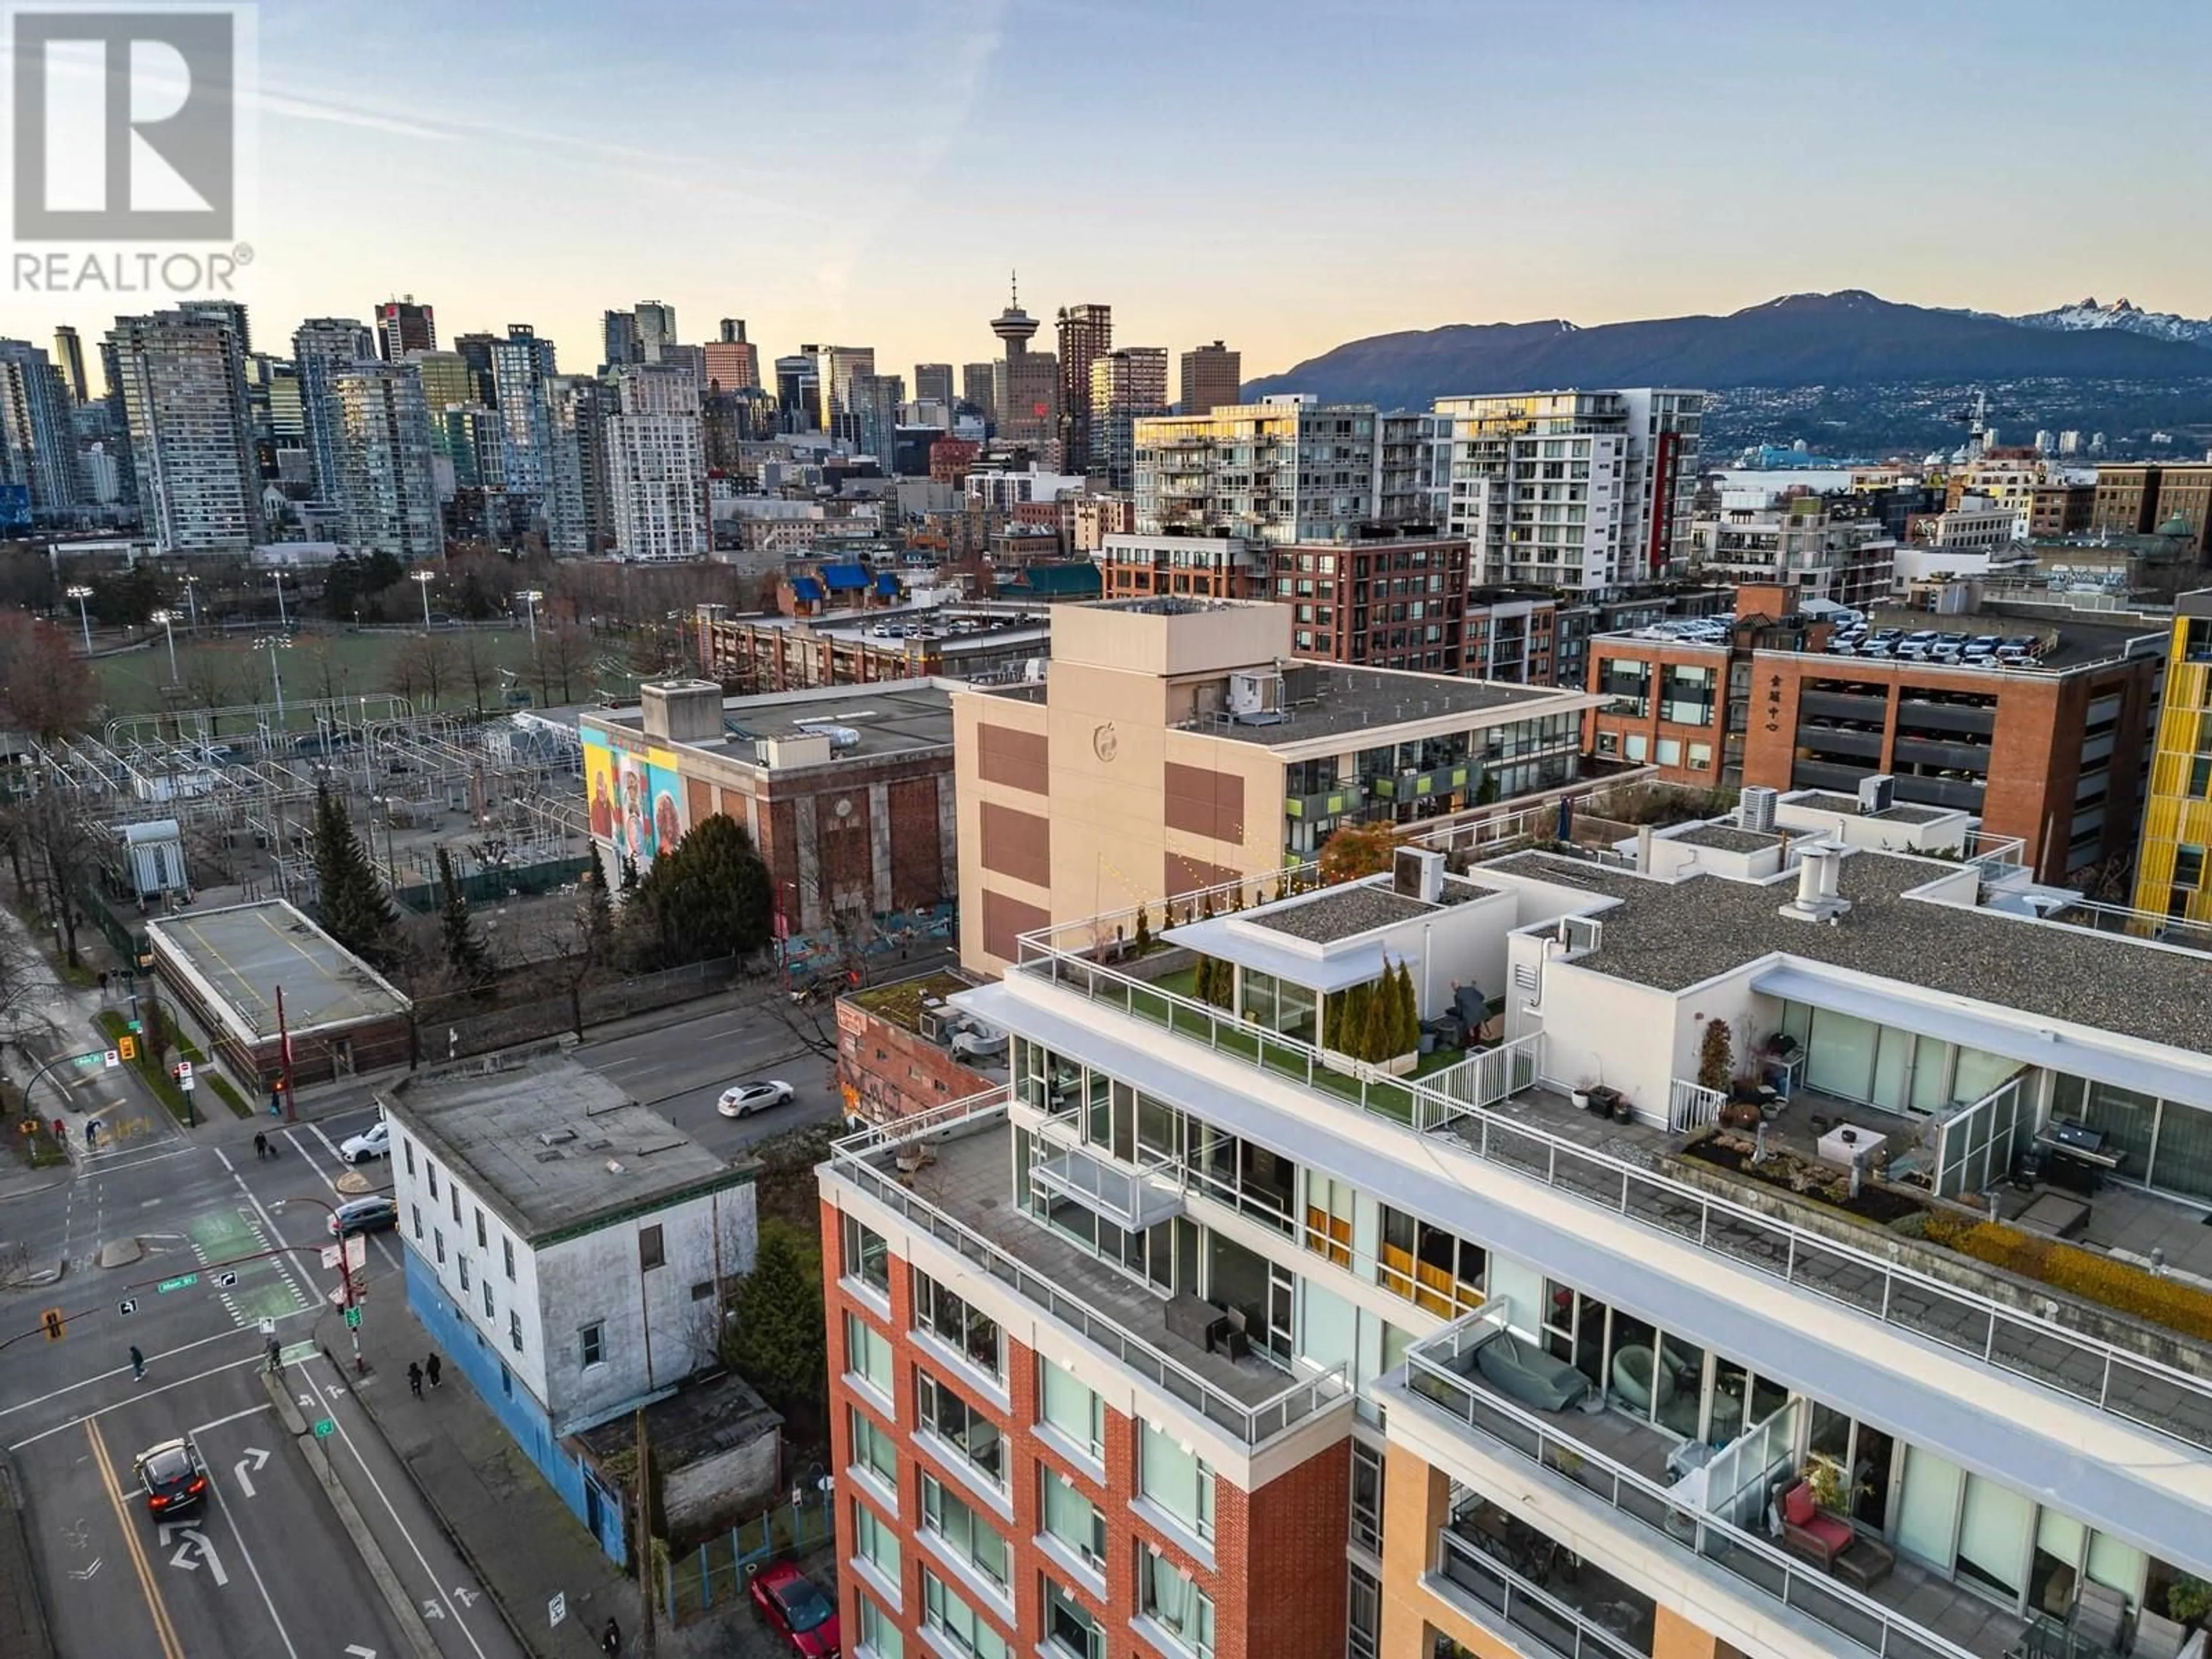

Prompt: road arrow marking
[
  {"left": 453, "top": 1586, "right": 478, "bottom": 1607},
  {"left": 420, "top": 1599, "right": 446, "bottom": 1620},
  {"left": 345, "top": 1647, "right": 377, "bottom": 1658},
  {"left": 67, "top": 1558, "right": 101, "bottom": 1581},
  {"left": 166, "top": 1526, "right": 228, "bottom": 1587},
  {"left": 233, "top": 1446, "right": 269, "bottom": 1498}
]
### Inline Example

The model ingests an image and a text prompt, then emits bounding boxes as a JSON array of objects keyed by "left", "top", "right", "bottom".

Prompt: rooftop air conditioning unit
[
  {"left": 1393, "top": 846, "right": 1445, "bottom": 904},
  {"left": 1227, "top": 669, "right": 1285, "bottom": 725},
  {"left": 1858, "top": 774, "right": 1895, "bottom": 815},
  {"left": 1738, "top": 785, "right": 1778, "bottom": 834},
  {"left": 916, "top": 1005, "right": 954, "bottom": 1044}
]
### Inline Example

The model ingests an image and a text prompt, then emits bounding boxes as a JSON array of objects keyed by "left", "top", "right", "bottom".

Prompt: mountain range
[
  {"left": 2007, "top": 297, "right": 2212, "bottom": 349},
  {"left": 1241, "top": 291, "right": 2212, "bottom": 410}
]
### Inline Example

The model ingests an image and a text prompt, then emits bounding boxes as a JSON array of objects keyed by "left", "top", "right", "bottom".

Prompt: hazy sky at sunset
[{"left": 14, "top": 0, "right": 2212, "bottom": 390}]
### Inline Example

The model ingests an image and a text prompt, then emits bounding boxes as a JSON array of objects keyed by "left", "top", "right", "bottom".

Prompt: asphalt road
[
  {"left": 571, "top": 994, "right": 849, "bottom": 1159},
  {"left": 0, "top": 1102, "right": 520, "bottom": 1659}
]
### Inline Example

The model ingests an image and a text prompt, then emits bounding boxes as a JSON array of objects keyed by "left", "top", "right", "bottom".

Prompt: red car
[{"left": 749, "top": 1562, "right": 840, "bottom": 1658}]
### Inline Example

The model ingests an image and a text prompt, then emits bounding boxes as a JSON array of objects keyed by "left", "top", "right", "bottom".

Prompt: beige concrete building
[{"left": 952, "top": 597, "right": 1601, "bottom": 973}]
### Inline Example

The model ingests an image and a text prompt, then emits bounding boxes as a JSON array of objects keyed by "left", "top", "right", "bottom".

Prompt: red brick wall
[
  {"left": 835, "top": 1006, "right": 991, "bottom": 1127},
  {"left": 887, "top": 777, "right": 946, "bottom": 912},
  {"left": 821, "top": 1195, "right": 1351, "bottom": 1659}
]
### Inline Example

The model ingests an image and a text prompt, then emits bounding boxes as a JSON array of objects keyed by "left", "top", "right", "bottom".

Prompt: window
[
  {"left": 508, "top": 1310, "right": 523, "bottom": 1353},
  {"left": 475, "top": 1209, "right": 487, "bottom": 1250},
  {"left": 857, "top": 1592, "right": 903, "bottom": 1659},
  {"left": 637, "top": 1225, "right": 665, "bottom": 1271},
  {"left": 459, "top": 1256, "right": 471, "bottom": 1293},
  {"left": 502, "top": 1236, "right": 515, "bottom": 1281},
  {"left": 450, "top": 1184, "right": 461, "bottom": 1225},
  {"left": 2176, "top": 845, "right": 2207, "bottom": 892},
  {"left": 481, "top": 1280, "right": 494, "bottom": 1321},
  {"left": 923, "top": 1474, "right": 1010, "bottom": 1592},
  {"left": 1623, "top": 732, "right": 1649, "bottom": 763},
  {"left": 1138, "top": 1547, "right": 1214, "bottom": 1659},
  {"left": 1661, "top": 662, "right": 1716, "bottom": 725},
  {"left": 1350, "top": 1439, "right": 1385, "bottom": 1555},
  {"left": 2191, "top": 756, "right": 2212, "bottom": 799},
  {"left": 1687, "top": 741, "right": 1713, "bottom": 772},
  {"left": 690, "top": 1279, "right": 714, "bottom": 1302},
  {"left": 914, "top": 1271, "right": 1002, "bottom": 1379},
  {"left": 1347, "top": 1563, "right": 1380, "bottom": 1659},
  {"left": 846, "top": 1313, "right": 893, "bottom": 1397},
  {"left": 1041, "top": 1469, "right": 1105, "bottom": 1572},
  {"left": 854, "top": 1499, "right": 902, "bottom": 1585},
  {"left": 1044, "top": 1578, "right": 1103, "bottom": 1659},
  {"left": 1039, "top": 1359, "right": 1105, "bottom": 1461},
  {"left": 844, "top": 1213, "right": 890, "bottom": 1296},
  {"left": 1656, "top": 737, "right": 1683, "bottom": 768},
  {"left": 850, "top": 1407, "right": 898, "bottom": 1491},
  {"left": 923, "top": 1569, "right": 1007, "bottom": 1659},
  {"left": 918, "top": 1372, "right": 1005, "bottom": 1488},
  {"left": 402, "top": 1138, "right": 414, "bottom": 1177},
  {"left": 581, "top": 1322, "right": 605, "bottom": 1368},
  {"left": 434, "top": 1229, "right": 445, "bottom": 1265},
  {"left": 427, "top": 1164, "right": 438, "bottom": 1200},
  {"left": 411, "top": 1205, "right": 423, "bottom": 1241},
  {"left": 1139, "top": 1423, "right": 1214, "bottom": 1544}
]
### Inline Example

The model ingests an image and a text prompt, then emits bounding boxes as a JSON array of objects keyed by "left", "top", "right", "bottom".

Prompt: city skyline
[{"left": 16, "top": 0, "right": 2212, "bottom": 388}]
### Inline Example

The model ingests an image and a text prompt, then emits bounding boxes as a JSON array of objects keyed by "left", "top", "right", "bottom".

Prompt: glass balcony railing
[
  {"left": 1433, "top": 1529, "right": 1648, "bottom": 1659},
  {"left": 1406, "top": 1305, "right": 1985, "bottom": 1659},
  {"left": 1007, "top": 849, "right": 2212, "bottom": 1459}
]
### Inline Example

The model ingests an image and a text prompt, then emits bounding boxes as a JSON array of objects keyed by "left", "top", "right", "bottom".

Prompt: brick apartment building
[
  {"left": 820, "top": 1186, "right": 1350, "bottom": 1659},
  {"left": 2093, "top": 463, "right": 2212, "bottom": 558},
  {"left": 834, "top": 971, "right": 995, "bottom": 1128},
  {"left": 1586, "top": 584, "right": 2166, "bottom": 878}
]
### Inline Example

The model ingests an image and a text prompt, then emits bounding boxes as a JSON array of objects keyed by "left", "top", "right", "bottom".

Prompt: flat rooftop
[
  {"left": 149, "top": 899, "right": 411, "bottom": 1041},
  {"left": 1207, "top": 664, "right": 1571, "bottom": 747},
  {"left": 383, "top": 1056, "right": 754, "bottom": 1242},
  {"left": 1787, "top": 791, "right": 1949, "bottom": 825},
  {"left": 1667, "top": 823, "right": 1778, "bottom": 854},
  {"left": 846, "top": 969, "right": 979, "bottom": 1035},
  {"left": 1249, "top": 885, "right": 1437, "bottom": 943},
  {"left": 1486, "top": 848, "right": 2211, "bottom": 1056},
  {"left": 593, "top": 684, "right": 954, "bottom": 764}
]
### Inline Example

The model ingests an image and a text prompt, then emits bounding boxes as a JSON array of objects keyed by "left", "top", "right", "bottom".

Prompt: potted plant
[
  {"left": 1571, "top": 1078, "right": 1595, "bottom": 1112},
  {"left": 2167, "top": 1574, "right": 2212, "bottom": 1629},
  {"left": 1696, "top": 1019, "right": 1734, "bottom": 1094}
]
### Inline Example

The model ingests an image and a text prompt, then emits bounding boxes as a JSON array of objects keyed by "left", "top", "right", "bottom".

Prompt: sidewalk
[
  {"left": 330, "top": 1300, "right": 641, "bottom": 1659},
  {"left": 0, "top": 1452, "right": 55, "bottom": 1659}
]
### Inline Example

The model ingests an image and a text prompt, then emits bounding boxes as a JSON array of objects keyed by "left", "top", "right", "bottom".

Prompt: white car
[
  {"left": 717, "top": 1080, "right": 794, "bottom": 1119},
  {"left": 339, "top": 1119, "right": 391, "bottom": 1164}
]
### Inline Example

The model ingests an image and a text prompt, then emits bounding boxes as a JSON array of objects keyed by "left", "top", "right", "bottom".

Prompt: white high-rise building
[
  {"left": 1434, "top": 387, "right": 1703, "bottom": 592},
  {"left": 1134, "top": 398, "right": 1440, "bottom": 544},
  {"left": 106, "top": 309, "right": 262, "bottom": 553},
  {"left": 332, "top": 363, "right": 441, "bottom": 559},
  {"left": 605, "top": 364, "right": 707, "bottom": 562},
  {"left": 488, "top": 327, "right": 558, "bottom": 530}
]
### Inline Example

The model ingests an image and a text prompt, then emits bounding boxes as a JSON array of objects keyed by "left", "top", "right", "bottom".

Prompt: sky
[{"left": 10, "top": 0, "right": 2212, "bottom": 393}]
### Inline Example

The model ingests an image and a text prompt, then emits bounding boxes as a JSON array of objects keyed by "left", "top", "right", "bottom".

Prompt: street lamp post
[
  {"left": 180, "top": 573, "right": 199, "bottom": 632},
  {"left": 256, "top": 634, "right": 293, "bottom": 733},
  {"left": 271, "top": 570, "right": 289, "bottom": 629},
  {"left": 410, "top": 569, "right": 435, "bottom": 628},
  {"left": 63, "top": 584, "right": 92, "bottom": 653},
  {"left": 272, "top": 1196, "right": 365, "bottom": 1374},
  {"left": 149, "top": 609, "right": 179, "bottom": 682},
  {"left": 518, "top": 588, "right": 543, "bottom": 643}
]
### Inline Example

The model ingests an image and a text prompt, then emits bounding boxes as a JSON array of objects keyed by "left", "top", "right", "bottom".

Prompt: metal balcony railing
[{"left": 830, "top": 1094, "right": 1352, "bottom": 1449}]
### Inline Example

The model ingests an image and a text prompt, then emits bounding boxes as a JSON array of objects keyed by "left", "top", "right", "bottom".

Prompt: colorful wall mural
[{"left": 582, "top": 732, "right": 689, "bottom": 868}]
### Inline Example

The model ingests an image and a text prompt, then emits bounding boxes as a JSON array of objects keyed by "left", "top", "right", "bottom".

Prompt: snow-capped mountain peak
[{"left": 2012, "top": 297, "right": 2212, "bottom": 348}]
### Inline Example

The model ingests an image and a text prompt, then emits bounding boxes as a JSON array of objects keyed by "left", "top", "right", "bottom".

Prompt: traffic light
[
  {"left": 40, "top": 1308, "right": 63, "bottom": 1342},
  {"left": 118, "top": 1035, "right": 137, "bottom": 1061}
]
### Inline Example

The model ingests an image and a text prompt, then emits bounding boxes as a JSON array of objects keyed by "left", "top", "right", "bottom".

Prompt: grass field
[{"left": 91, "top": 626, "right": 653, "bottom": 721}]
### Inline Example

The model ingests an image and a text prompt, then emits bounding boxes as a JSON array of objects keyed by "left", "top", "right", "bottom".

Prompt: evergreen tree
[
  {"left": 719, "top": 1222, "right": 826, "bottom": 1412},
  {"left": 581, "top": 862, "right": 616, "bottom": 959},
  {"left": 1134, "top": 903, "right": 1152, "bottom": 953},
  {"left": 1392, "top": 960, "right": 1420, "bottom": 1057},
  {"left": 309, "top": 782, "right": 400, "bottom": 969},
  {"left": 436, "top": 847, "right": 495, "bottom": 989},
  {"left": 620, "top": 813, "right": 773, "bottom": 970}
]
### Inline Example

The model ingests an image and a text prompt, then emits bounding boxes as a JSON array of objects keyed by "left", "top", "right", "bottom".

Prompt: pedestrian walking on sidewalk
[
  {"left": 601, "top": 1616, "right": 620, "bottom": 1656},
  {"left": 407, "top": 1361, "right": 423, "bottom": 1398},
  {"left": 425, "top": 1352, "right": 441, "bottom": 1389},
  {"left": 128, "top": 1344, "right": 145, "bottom": 1382}
]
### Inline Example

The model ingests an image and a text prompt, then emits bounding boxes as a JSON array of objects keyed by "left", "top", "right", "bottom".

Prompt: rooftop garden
[{"left": 849, "top": 970, "right": 972, "bottom": 1032}]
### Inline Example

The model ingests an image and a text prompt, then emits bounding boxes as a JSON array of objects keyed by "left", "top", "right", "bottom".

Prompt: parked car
[
  {"left": 132, "top": 1437, "right": 208, "bottom": 1517},
  {"left": 717, "top": 1080, "right": 794, "bottom": 1119},
  {"left": 328, "top": 1196, "right": 399, "bottom": 1237},
  {"left": 339, "top": 1119, "right": 391, "bottom": 1164},
  {"left": 750, "top": 1562, "right": 841, "bottom": 1659}
]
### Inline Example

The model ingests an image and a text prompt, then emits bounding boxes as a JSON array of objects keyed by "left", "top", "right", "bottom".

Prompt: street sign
[
  {"left": 175, "top": 1060, "right": 194, "bottom": 1081},
  {"left": 103, "top": 1048, "right": 119, "bottom": 1069},
  {"left": 344, "top": 1306, "right": 361, "bottom": 1330},
  {"left": 321, "top": 1244, "right": 341, "bottom": 1271},
  {"left": 70, "top": 1051, "right": 101, "bottom": 1069},
  {"left": 548, "top": 1592, "right": 566, "bottom": 1628},
  {"left": 213, "top": 1271, "right": 237, "bottom": 1289},
  {"left": 156, "top": 1273, "right": 198, "bottom": 1294},
  {"left": 126, "top": 1019, "right": 142, "bottom": 1034},
  {"left": 346, "top": 1235, "right": 367, "bottom": 1270},
  {"left": 180, "top": 1075, "right": 196, "bottom": 1093},
  {"left": 117, "top": 1298, "right": 138, "bottom": 1316},
  {"left": 312, "top": 1419, "right": 336, "bottom": 1438}
]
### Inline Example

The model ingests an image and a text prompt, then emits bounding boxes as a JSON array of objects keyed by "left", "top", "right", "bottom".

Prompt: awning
[
  {"left": 1161, "top": 915, "right": 1389, "bottom": 996},
  {"left": 1750, "top": 962, "right": 2212, "bottom": 1112}
]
